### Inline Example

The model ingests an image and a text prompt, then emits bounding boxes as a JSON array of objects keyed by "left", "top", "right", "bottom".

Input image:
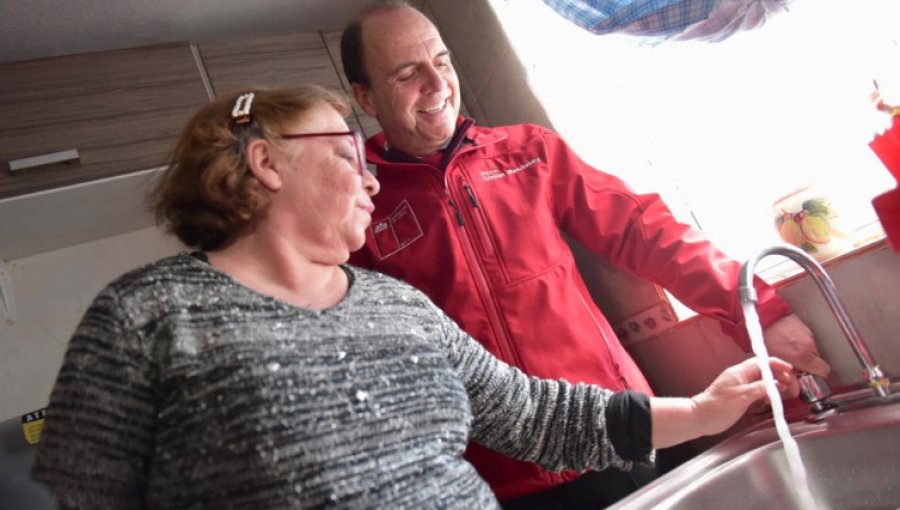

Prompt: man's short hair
[{"left": 341, "top": 0, "right": 417, "bottom": 87}]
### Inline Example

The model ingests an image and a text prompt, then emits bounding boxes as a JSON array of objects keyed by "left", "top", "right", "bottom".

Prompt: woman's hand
[
  {"left": 692, "top": 357, "right": 800, "bottom": 436},
  {"left": 650, "top": 357, "right": 799, "bottom": 449}
]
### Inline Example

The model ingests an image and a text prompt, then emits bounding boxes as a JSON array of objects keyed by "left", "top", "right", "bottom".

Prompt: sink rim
[{"left": 607, "top": 382, "right": 900, "bottom": 509}]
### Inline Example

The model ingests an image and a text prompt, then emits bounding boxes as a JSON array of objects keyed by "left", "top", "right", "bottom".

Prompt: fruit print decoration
[{"left": 775, "top": 197, "right": 837, "bottom": 255}]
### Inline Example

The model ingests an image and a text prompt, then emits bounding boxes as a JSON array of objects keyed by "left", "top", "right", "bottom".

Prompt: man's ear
[
  {"left": 352, "top": 83, "right": 378, "bottom": 118},
  {"left": 245, "top": 139, "right": 283, "bottom": 192}
]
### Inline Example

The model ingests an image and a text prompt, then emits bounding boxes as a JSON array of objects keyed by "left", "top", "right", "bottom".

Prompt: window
[{"left": 489, "top": 0, "right": 899, "bottom": 284}]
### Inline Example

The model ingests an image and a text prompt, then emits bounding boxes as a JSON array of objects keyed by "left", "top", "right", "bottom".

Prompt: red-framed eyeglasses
[{"left": 279, "top": 130, "right": 367, "bottom": 176}]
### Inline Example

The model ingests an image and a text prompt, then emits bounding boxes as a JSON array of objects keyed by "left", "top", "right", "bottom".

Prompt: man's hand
[{"left": 763, "top": 314, "right": 831, "bottom": 377}]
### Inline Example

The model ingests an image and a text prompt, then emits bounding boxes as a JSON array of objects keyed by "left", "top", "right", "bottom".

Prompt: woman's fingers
[
  {"left": 731, "top": 357, "right": 800, "bottom": 399},
  {"left": 767, "top": 357, "right": 793, "bottom": 373},
  {"left": 774, "top": 368, "right": 801, "bottom": 398},
  {"left": 750, "top": 358, "right": 801, "bottom": 400},
  {"left": 744, "top": 380, "right": 769, "bottom": 401}
]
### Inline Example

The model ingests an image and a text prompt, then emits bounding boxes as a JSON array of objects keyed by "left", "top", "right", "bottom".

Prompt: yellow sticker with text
[{"left": 22, "top": 408, "right": 47, "bottom": 445}]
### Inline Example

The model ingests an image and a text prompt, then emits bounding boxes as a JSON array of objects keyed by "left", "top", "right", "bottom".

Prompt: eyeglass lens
[
  {"left": 279, "top": 131, "right": 367, "bottom": 176},
  {"left": 352, "top": 131, "right": 367, "bottom": 176}
]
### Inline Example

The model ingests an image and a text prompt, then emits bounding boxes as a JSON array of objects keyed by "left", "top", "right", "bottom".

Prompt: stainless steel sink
[
  {"left": 613, "top": 245, "right": 900, "bottom": 508},
  {"left": 609, "top": 382, "right": 900, "bottom": 509}
]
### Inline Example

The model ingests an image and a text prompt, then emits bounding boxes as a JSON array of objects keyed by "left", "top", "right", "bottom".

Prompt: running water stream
[{"left": 742, "top": 302, "right": 824, "bottom": 509}]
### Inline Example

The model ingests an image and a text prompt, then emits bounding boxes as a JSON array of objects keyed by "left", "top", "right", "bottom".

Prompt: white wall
[{"left": 0, "top": 226, "right": 183, "bottom": 421}]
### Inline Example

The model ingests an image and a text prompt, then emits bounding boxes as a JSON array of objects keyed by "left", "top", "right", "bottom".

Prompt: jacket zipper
[
  {"left": 463, "top": 183, "right": 479, "bottom": 208},
  {"left": 459, "top": 178, "right": 567, "bottom": 487},
  {"left": 459, "top": 181, "right": 497, "bottom": 258},
  {"left": 442, "top": 185, "right": 523, "bottom": 368},
  {"left": 437, "top": 138, "right": 564, "bottom": 486},
  {"left": 451, "top": 173, "right": 564, "bottom": 487},
  {"left": 434, "top": 134, "right": 523, "bottom": 369},
  {"left": 448, "top": 198, "right": 465, "bottom": 226},
  {"left": 574, "top": 286, "right": 629, "bottom": 390}
]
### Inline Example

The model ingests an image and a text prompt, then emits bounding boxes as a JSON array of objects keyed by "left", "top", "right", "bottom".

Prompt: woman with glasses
[{"left": 32, "top": 85, "right": 798, "bottom": 510}]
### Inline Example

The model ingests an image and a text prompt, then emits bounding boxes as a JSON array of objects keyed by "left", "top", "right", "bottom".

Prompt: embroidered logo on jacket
[
  {"left": 480, "top": 158, "right": 541, "bottom": 181},
  {"left": 369, "top": 200, "right": 424, "bottom": 260}
]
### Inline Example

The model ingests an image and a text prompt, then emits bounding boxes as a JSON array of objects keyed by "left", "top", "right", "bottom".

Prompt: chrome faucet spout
[{"left": 739, "top": 244, "right": 890, "bottom": 398}]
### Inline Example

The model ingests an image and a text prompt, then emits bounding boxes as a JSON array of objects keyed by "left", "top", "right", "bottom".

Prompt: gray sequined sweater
[{"left": 33, "top": 254, "right": 643, "bottom": 509}]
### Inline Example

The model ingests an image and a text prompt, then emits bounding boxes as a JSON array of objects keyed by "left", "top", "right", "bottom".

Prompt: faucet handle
[
  {"left": 798, "top": 372, "right": 837, "bottom": 417},
  {"left": 798, "top": 372, "right": 831, "bottom": 403}
]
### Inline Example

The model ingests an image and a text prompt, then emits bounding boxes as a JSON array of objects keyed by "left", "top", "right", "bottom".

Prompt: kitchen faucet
[{"left": 738, "top": 244, "right": 891, "bottom": 408}]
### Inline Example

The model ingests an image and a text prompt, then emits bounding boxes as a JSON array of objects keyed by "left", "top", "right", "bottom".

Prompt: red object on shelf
[
  {"left": 873, "top": 188, "right": 900, "bottom": 252},
  {"left": 869, "top": 116, "right": 900, "bottom": 183},
  {"left": 870, "top": 114, "right": 900, "bottom": 252}
]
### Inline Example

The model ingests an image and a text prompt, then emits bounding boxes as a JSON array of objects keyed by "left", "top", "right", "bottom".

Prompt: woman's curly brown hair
[{"left": 149, "top": 85, "right": 351, "bottom": 250}]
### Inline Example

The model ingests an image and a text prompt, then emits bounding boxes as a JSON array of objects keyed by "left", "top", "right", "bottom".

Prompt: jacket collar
[{"left": 365, "top": 117, "right": 506, "bottom": 170}]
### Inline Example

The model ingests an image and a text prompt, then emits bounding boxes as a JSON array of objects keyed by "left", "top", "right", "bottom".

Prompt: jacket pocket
[{"left": 369, "top": 199, "right": 425, "bottom": 260}]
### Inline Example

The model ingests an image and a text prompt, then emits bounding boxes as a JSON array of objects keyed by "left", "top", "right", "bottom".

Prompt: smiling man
[
  {"left": 348, "top": 10, "right": 458, "bottom": 156},
  {"left": 340, "top": 2, "right": 829, "bottom": 508}
]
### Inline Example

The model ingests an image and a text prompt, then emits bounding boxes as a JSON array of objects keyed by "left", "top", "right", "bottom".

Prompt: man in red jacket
[{"left": 340, "top": 1, "right": 830, "bottom": 508}]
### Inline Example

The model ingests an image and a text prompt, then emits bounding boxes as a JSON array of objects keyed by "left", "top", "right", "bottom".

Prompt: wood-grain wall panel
[
  {"left": 0, "top": 43, "right": 209, "bottom": 198},
  {"left": 198, "top": 33, "right": 344, "bottom": 97}
]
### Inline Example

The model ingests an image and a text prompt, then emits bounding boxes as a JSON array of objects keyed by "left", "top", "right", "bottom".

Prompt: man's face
[{"left": 353, "top": 7, "right": 461, "bottom": 157}]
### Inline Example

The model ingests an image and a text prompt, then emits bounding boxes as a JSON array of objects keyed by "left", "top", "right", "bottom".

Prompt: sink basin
[{"left": 610, "top": 383, "right": 900, "bottom": 509}]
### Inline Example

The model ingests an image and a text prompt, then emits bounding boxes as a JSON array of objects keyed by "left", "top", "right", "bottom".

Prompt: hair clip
[{"left": 231, "top": 92, "right": 255, "bottom": 124}]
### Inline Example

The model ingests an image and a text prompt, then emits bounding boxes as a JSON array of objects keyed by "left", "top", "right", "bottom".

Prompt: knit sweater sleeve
[
  {"left": 31, "top": 286, "right": 156, "bottom": 510},
  {"left": 425, "top": 299, "right": 652, "bottom": 472}
]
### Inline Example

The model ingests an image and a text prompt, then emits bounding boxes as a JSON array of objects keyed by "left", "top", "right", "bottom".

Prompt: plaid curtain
[{"left": 541, "top": 0, "right": 793, "bottom": 41}]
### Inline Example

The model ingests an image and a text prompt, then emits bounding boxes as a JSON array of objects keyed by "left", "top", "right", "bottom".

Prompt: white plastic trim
[
  {"left": 8, "top": 149, "right": 80, "bottom": 172},
  {"left": 0, "top": 260, "right": 16, "bottom": 324}
]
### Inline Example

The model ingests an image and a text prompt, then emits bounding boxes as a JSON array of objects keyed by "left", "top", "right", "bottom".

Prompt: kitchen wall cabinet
[
  {"left": 0, "top": 43, "right": 210, "bottom": 199},
  {"left": 0, "top": 24, "right": 479, "bottom": 260},
  {"left": 197, "top": 32, "right": 374, "bottom": 137}
]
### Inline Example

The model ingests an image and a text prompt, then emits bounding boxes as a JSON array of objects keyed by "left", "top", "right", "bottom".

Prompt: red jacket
[{"left": 349, "top": 119, "right": 791, "bottom": 499}]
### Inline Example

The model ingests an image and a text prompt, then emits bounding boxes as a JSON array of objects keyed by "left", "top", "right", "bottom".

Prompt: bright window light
[{"left": 489, "top": 0, "right": 899, "bottom": 280}]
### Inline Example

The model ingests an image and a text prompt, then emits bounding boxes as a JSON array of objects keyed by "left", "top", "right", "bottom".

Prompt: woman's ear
[{"left": 246, "top": 139, "right": 283, "bottom": 192}]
